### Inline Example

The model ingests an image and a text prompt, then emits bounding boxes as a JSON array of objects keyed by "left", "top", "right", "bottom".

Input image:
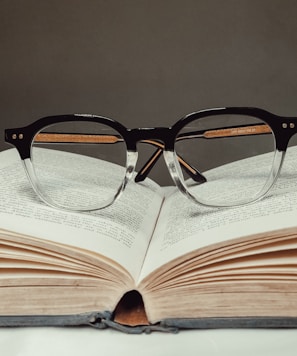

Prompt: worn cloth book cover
[{"left": 0, "top": 148, "right": 297, "bottom": 333}]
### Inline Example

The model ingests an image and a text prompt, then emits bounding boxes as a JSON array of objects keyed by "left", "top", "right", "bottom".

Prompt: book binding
[{"left": 1, "top": 313, "right": 297, "bottom": 334}]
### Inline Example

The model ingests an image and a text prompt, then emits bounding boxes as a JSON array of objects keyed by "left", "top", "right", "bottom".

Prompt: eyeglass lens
[
  {"left": 174, "top": 114, "right": 276, "bottom": 207},
  {"left": 31, "top": 121, "right": 127, "bottom": 210}
]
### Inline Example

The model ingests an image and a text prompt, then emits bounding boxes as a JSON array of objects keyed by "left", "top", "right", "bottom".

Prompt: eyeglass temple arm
[
  {"left": 34, "top": 133, "right": 206, "bottom": 183},
  {"left": 135, "top": 123, "right": 271, "bottom": 182},
  {"left": 200, "top": 122, "right": 271, "bottom": 139},
  {"left": 34, "top": 133, "right": 120, "bottom": 144}
]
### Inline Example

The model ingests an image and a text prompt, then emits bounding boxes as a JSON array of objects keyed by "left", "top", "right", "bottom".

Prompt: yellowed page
[
  {"left": 139, "top": 147, "right": 297, "bottom": 281},
  {"left": 0, "top": 149, "right": 164, "bottom": 280}
]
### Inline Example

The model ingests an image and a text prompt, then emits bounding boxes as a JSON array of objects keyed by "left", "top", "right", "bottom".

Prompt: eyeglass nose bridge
[
  {"left": 127, "top": 127, "right": 175, "bottom": 151},
  {"left": 127, "top": 127, "right": 207, "bottom": 185},
  {"left": 127, "top": 127, "right": 182, "bottom": 183}
]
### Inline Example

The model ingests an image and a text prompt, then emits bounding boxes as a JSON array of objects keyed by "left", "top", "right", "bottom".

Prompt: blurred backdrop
[{"left": 1, "top": 0, "right": 297, "bottom": 185}]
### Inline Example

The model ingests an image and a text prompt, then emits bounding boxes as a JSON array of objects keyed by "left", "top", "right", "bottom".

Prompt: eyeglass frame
[{"left": 4, "top": 107, "right": 297, "bottom": 211}]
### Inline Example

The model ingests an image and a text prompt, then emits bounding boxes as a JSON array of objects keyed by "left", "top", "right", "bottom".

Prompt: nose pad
[
  {"left": 125, "top": 150, "right": 138, "bottom": 181},
  {"left": 163, "top": 150, "right": 189, "bottom": 196},
  {"left": 118, "top": 150, "right": 138, "bottom": 198}
]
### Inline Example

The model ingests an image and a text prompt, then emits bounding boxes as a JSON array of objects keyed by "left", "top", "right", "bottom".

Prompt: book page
[
  {"left": 0, "top": 149, "right": 164, "bottom": 279},
  {"left": 139, "top": 146, "right": 297, "bottom": 281}
]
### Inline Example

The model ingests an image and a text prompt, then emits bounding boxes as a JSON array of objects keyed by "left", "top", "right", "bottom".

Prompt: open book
[{"left": 0, "top": 148, "right": 297, "bottom": 333}]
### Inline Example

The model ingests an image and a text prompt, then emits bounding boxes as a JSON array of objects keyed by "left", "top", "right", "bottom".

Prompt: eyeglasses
[{"left": 4, "top": 107, "right": 297, "bottom": 212}]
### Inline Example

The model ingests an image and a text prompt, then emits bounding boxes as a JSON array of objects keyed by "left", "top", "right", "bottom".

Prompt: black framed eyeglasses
[{"left": 4, "top": 107, "right": 297, "bottom": 212}]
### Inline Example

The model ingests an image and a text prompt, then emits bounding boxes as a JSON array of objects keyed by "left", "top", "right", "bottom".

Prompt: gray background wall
[{"left": 1, "top": 0, "right": 297, "bottom": 185}]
